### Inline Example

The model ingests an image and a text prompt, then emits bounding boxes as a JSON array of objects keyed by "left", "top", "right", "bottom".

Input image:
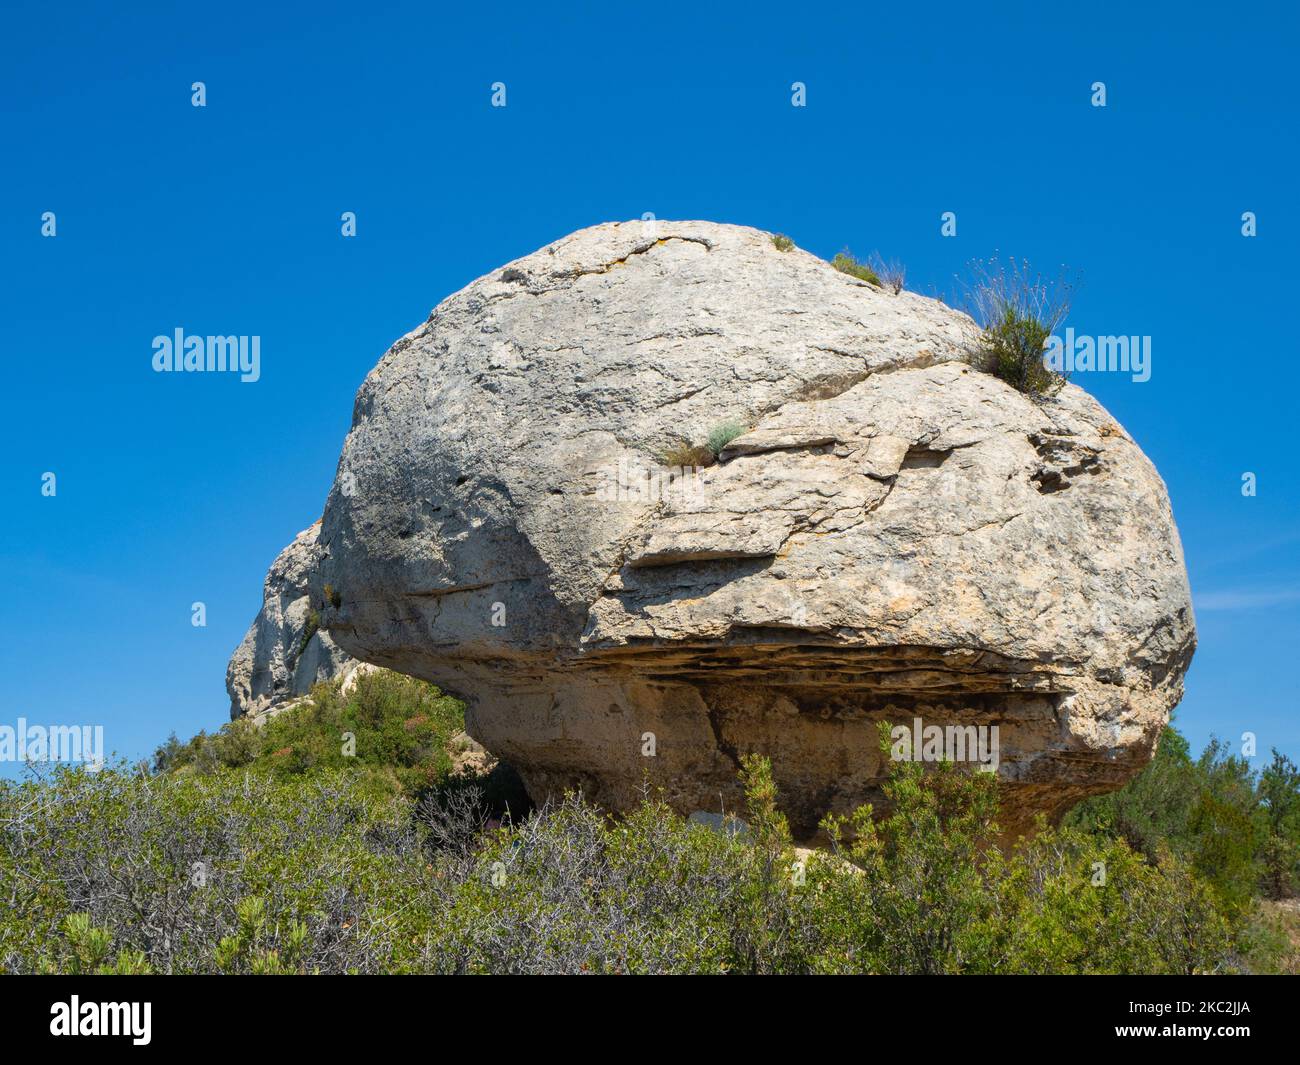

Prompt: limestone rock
[
  {"left": 268, "top": 221, "right": 1192, "bottom": 837},
  {"left": 226, "top": 522, "right": 360, "bottom": 721}
]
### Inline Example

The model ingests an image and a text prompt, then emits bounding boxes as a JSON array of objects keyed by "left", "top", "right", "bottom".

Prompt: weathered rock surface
[
  {"left": 226, "top": 522, "right": 360, "bottom": 721},
  {"left": 242, "top": 221, "right": 1195, "bottom": 837}
]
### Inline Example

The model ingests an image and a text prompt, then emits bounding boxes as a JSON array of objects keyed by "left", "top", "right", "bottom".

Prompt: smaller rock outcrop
[{"left": 226, "top": 522, "right": 359, "bottom": 721}]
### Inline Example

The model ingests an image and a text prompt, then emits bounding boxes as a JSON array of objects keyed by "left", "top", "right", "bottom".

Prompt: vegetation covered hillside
[{"left": 2, "top": 670, "right": 1297, "bottom": 974}]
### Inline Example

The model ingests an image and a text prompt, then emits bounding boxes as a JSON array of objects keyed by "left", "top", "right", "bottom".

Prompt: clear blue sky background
[{"left": 1, "top": 1, "right": 1296, "bottom": 777}]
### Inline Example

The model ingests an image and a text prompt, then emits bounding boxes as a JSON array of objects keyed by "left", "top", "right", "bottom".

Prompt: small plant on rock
[
  {"left": 661, "top": 441, "right": 715, "bottom": 469},
  {"left": 706, "top": 421, "right": 745, "bottom": 458},
  {"left": 831, "top": 250, "right": 881, "bottom": 286},
  {"left": 298, "top": 610, "right": 320, "bottom": 657},
  {"left": 964, "top": 257, "right": 1074, "bottom": 400},
  {"left": 770, "top": 233, "right": 795, "bottom": 252}
]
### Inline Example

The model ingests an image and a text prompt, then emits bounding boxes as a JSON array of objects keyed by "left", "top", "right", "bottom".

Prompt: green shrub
[
  {"left": 150, "top": 668, "right": 466, "bottom": 797},
  {"left": 770, "top": 233, "right": 794, "bottom": 252},
  {"left": 976, "top": 832, "right": 1234, "bottom": 975},
  {"left": 3, "top": 734, "right": 1264, "bottom": 975},
  {"left": 805, "top": 727, "right": 1243, "bottom": 975},
  {"left": 814, "top": 738, "right": 1001, "bottom": 974},
  {"left": 41, "top": 913, "right": 153, "bottom": 975},
  {"left": 1065, "top": 726, "right": 1296, "bottom": 917},
  {"left": 214, "top": 897, "right": 310, "bottom": 975},
  {"left": 831, "top": 250, "right": 881, "bottom": 286},
  {"left": 1258, "top": 750, "right": 1300, "bottom": 899},
  {"left": 0, "top": 765, "right": 432, "bottom": 974},
  {"left": 10, "top": 699, "right": 1292, "bottom": 975},
  {"left": 1243, "top": 900, "right": 1300, "bottom": 974}
]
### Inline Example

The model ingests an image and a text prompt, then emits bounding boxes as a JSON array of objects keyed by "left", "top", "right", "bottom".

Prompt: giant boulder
[{"left": 259, "top": 221, "right": 1194, "bottom": 837}]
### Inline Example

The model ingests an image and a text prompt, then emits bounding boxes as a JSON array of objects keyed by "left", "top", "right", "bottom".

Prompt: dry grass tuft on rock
[
  {"left": 770, "top": 233, "right": 794, "bottom": 252},
  {"left": 965, "top": 257, "right": 1073, "bottom": 400},
  {"left": 867, "top": 252, "right": 907, "bottom": 294},
  {"left": 661, "top": 441, "right": 716, "bottom": 469}
]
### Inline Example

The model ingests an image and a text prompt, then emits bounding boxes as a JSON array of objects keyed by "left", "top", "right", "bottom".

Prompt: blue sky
[{"left": 1, "top": 0, "right": 1296, "bottom": 776}]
